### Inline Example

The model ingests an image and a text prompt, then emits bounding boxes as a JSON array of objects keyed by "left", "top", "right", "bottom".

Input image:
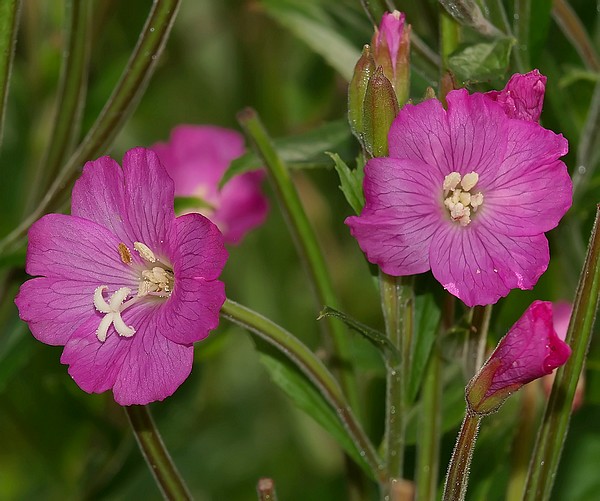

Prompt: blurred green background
[{"left": 2, "top": 0, "right": 600, "bottom": 499}]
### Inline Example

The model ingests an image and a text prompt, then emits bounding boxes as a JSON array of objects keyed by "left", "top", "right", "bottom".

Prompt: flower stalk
[
  {"left": 124, "top": 405, "right": 192, "bottom": 501},
  {"left": 220, "top": 299, "right": 384, "bottom": 483},
  {"left": 523, "top": 205, "right": 600, "bottom": 501},
  {"left": 442, "top": 412, "right": 482, "bottom": 501},
  {"left": 236, "top": 108, "right": 360, "bottom": 414},
  {"left": 0, "top": 0, "right": 20, "bottom": 148}
]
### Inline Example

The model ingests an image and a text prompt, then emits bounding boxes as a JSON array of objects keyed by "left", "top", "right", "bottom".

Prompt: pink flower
[
  {"left": 466, "top": 301, "right": 571, "bottom": 414},
  {"left": 15, "top": 148, "right": 227, "bottom": 405},
  {"left": 371, "top": 10, "right": 410, "bottom": 102},
  {"left": 485, "top": 70, "right": 546, "bottom": 122},
  {"left": 345, "top": 88, "right": 572, "bottom": 306},
  {"left": 151, "top": 125, "right": 269, "bottom": 245}
]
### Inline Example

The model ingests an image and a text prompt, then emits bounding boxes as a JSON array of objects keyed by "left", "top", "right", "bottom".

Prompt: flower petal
[
  {"left": 152, "top": 125, "right": 245, "bottom": 198},
  {"left": 387, "top": 97, "right": 452, "bottom": 176},
  {"left": 485, "top": 70, "right": 547, "bottom": 122},
  {"left": 72, "top": 148, "right": 175, "bottom": 255},
  {"left": 15, "top": 277, "right": 95, "bottom": 345},
  {"left": 168, "top": 213, "right": 228, "bottom": 281},
  {"left": 25, "top": 213, "right": 138, "bottom": 287},
  {"left": 488, "top": 301, "right": 571, "bottom": 393},
  {"left": 445, "top": 89, "right": 509, "bottom": 180},
  {"left": 61, "top": 305, "right": 194, "bottom": 406},
  {"left": 346, "top": 158, "right": 442, "bottom": 275},
  {"left": 430, "top": 224, "right": 549, "bottom": 306},
  {"left": 215, "top": 171, "right": 269, "bottom": 244}
]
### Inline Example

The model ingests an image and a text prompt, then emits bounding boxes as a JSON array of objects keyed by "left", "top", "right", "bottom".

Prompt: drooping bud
[
  {"left": 466, "top": 301, "right": 571, "bottom": 415},
  {"left": 362, "top": 66, "right": 399, "bottom": 157},
  {"left": 371, "top": 10, "right": 411, "bottom": 105},
  {"left": 348, "top": 45, "right": 376, "bottom": 140}
]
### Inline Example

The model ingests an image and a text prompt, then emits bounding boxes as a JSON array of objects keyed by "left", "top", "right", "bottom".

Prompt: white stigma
[
  {"left": 134, "top": 241, "right": 157, "bottom": 263},
  {"left": 94, "top": 286, "right": 136, "bottom": 342},
  {"left": 443, "top": 171, "right": 484, "bottom": 226}
]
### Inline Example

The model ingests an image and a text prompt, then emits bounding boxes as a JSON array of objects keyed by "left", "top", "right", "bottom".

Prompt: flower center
[
  {"left": 93, "top": 286, "right": 137, "bottom": 342},
  {"left": 133, "top": 241, "right": 175, "bottom": 297},
  {"left": 442, "top": 171, "right": 484, "bottom": 227}
]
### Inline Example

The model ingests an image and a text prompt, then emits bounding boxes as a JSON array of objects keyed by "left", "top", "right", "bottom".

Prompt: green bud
[
  {"left": 348, "top": 45, "right": 375, "bottom": 140},
  {"left": 465, "top": 358, "right": 521, "bottom": 415},
  {"left": 362, "top": 67, "right": 399, "bottom": 157}
]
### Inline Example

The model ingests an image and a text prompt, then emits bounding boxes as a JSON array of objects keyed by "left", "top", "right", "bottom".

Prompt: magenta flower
[
  {"left": 466, "top": 301, "right": 571, "bottom": 414},
  {"left": 15, "top": 148, "right": 227, "bottom": 405},
  {"left": 485, "top": 69, "right": 546, "bottom": 122},
  {"left": 346, "top": 88, "right": 572, "bottom": 306},
  {"left": 151, "top": 125, "right": 269, "bottom": 245}
]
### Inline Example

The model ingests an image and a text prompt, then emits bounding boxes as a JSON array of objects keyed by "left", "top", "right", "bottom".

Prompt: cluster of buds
[{"left": 348, "top": 11, "right": 410, "bottom": 157}]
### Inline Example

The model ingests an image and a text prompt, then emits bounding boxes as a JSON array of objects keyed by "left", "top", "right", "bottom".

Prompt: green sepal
[{"left": 327, "top": 152, "right": 364, "bottom": 214}]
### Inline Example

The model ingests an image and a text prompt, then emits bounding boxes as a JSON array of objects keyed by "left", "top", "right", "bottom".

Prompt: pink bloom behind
[
  {"left": 346, "top": 84, "right": 572, "bottom": 306},
  {"left": 485, "top": 70, "right": 546, "bottom": 122},
  {"left": 15, "top": 148, "right": 228, "bottom": 405},
  {"left": 467, "top": 301, "right": 571, "bottom": 414},
  {"left": 152, "top": 125, "right": 268, "bottom": 244}
]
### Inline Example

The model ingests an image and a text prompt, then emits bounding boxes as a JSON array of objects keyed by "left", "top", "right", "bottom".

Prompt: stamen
[
  {"left": 442, "top": 171, "right": 484, "bottom": 226},
  {"left": 134, "top": 242, "right": 157, "bottom": 263},
  {"left": 93, "top": 286, "right": 136, "bottom": 342},
  {"left": 118, "top": 243, "right": 132, "bottom": 265}
]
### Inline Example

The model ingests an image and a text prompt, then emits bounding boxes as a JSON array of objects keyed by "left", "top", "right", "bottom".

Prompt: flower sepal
[
  {"left": 466, "top": 358, "right": 522, "bottom": 415},
  {"left": 348, "top": 45, "right": 376, "bottom": 140}
]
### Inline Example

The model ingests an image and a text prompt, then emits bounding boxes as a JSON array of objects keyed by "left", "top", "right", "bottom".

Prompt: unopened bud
[
  {"left": 371, "top": 11, "right": 411, "bottom": 105},
  {"left": 348, "top": 45, "right": 376, "bottom": 139},
  {"left": 362, "top": 67, "right": 399, "bottom": 157}
]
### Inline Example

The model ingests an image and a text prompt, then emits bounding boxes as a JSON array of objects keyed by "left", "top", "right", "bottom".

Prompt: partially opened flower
[
  {"left": 15, "top": 148, "right": 227, "bottom": 405},
  {"left": 151, "top": 125, "right": 269, "bottom": 244},
  {"left": 346, "top": 87, "right": 572, "bottom": 306},
  {"left": 485, "top": 69, "right": 546, "bottom": 122},
  {"left": 466, "top": 301, "right": 571, "bottom": 414}
]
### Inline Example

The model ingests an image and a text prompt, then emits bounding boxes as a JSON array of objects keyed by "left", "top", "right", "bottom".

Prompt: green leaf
[
  {"left": 327, "top": 152, "right": 364, "bottom": 214},
  {"left": 318, "top": 305, "right": 399, "bottom": 364},
  {"left": 222, "top": 120, "right": 354, "bottom": 186},
  {"left": 260, "top": 0, "right": 360, "bottom": 81},
  {"left": 438, "top": 0, "right": 503, "bottom": 38},
  {"left": 252, "top": 337, "right": 373, "bottom": 476},
  {"left": 448, "top": 37, "right": 515, "bottom": 83},
  {"left": 408, "top": 294, "right": 442, "bottom": 402}
]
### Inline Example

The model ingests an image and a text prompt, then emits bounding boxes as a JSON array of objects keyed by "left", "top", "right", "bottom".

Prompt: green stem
[
  {"left": 124, "top": 405, "right": 192, "bottom": 501},
  {"left": 220, "top": 299, "right": 384, "bottom": 483},
  {"left": 236, "top": 108, "right": 360, "bottom": 413},
  {"left": 440, "top": 9, "right": 460, "bottom": 68},
  {"left": 0, "top": 0, "right": 21, "bottom": 148},
  {"left": 28, "top": 0, "right": 92, "bottom": 208},
  {"left": 0, "top": 0, "right": 181, "bottom": 254},
  {"left": 523, "top": 204, "right": 600, "bottom": 501},
  {"left": 415, "top": 345, "right": 442, "bottom": 501},
  {"left": 513, "top": 0, "right": 531, "bottom": 71},
  {"left": 552, "top": 0, "right": 600, "bottom": 72},
  {"left": 442, "top": 412, "right": 482, "bottom": 501},
  {"left": 379, "top": 272, "right": 414, "bottom": 491},
  {"left": 464, "top": 305, "right": 492, "bottom": 379}
]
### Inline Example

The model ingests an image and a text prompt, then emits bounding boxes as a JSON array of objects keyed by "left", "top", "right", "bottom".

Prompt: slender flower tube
[
  {"left": 15, "top": 148, "right": 227, "bottom": 405},
  {"left": 152, "top": 125, "right": 269, "bottom": 244}
]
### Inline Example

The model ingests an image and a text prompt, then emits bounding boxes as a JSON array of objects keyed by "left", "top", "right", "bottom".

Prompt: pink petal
[
  {"left": 346, "top": 158, "right": 442, "bottom": 275},
  {"left": 429, "top": 224, "right": 549, "bottom": 306},
  {"left": 445, "top": 89, "right": 509, "bottom": 180},
  {"left": 168, "top": 213, "right": 228, "bottom": 282},
  {"left": 25, "top": 214, "right": 138, "bottom": 288},
  {"left": 72, "top": 148, "right": 175, "bottom": 256},
  {"left": 15, "top": 277, "right": 95, "bottom": 345},
  {"left": 152, "top": 125, "right": 245, "bottom": 198},
  {"left": 485, "top": 70, "right": 547, "bottom": 122},
  {"left": 377, "top": 11, "right": 405, "bottom": 72},
  {"left": 215, "top": 170, "right": 269, "bottom": 244},
  {"left": 61, "top": 305, "right": 194, "bottom": 406},
  {"left": 387, "top": 97, "right": 452, "bottom": 177},
  {"left": 487, "top": 301, "right": 571, "bottom": 393},
  {"left": 553, "top": 301, "right": 572, "bottom": 341}
]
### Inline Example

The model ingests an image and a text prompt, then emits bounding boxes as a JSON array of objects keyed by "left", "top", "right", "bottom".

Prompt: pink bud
[
  {"left": 466, "top": 301, "right": 571, "bottom": 415},
  {"left": 371, "top": 11, "right": 410, "bottom": 105},
  {"left": 485, "top": 70, "right": 547, "bottom": 122}
]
